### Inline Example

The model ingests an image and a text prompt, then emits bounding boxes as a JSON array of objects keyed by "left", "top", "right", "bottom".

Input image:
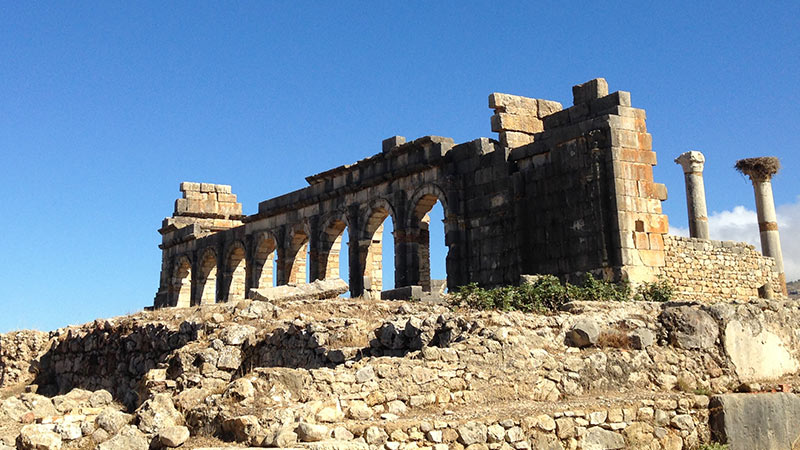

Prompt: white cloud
[{"left": 669, "top": 197, "right": 800, "bottom": 282}]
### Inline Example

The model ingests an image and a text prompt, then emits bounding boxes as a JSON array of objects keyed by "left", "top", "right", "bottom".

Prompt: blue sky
[{"left": 1, "top": 2, "right": 798, "bottom": 332}]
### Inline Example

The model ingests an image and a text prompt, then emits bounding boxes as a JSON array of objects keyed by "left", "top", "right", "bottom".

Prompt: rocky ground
[{"left": 2, "top": 294, "right": 800, "bottom": 449}]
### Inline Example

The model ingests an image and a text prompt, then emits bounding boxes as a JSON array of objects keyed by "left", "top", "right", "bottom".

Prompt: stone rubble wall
[
  {"left": 33, "top": 320, "right": 203, "bottom": 408},
  {"left": 4, "top": 296, "right": 800, "bottom": 448},
  {"left": 0, "top": 330, "right": 50, "bottom": 388},
  {"left": 661, "top": 235, "right": 782, "bottom": 301}
]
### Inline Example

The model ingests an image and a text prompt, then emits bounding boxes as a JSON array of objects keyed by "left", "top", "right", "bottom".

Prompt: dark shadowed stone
[
  {"left": 660, "top": 306, "right": 718, "bottom": 349},
  {"left": 566, "top": 319, "right": 599, "bottom": 348}
]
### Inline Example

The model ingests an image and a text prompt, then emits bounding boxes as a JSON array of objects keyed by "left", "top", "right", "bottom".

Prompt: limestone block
[
  {"left": 135, "top": 393, "right": 183, "bottom": 434},
  {"left": 566, "top": 319, "right": 599, "bottom": 348},
  {"left": 296, "top": 422, "right": 330, "bottom": 442},
  {"left": 659, "top": 306, "right": 718, "bottom": 350},
  {"left": 179, "top": 181, "right": 200, "bottom": 192},
  {"left": 249, "top": 278, "right": 348, "bottom": 302},
  {"left": 18, "top": 424, "right": 62, "bottom": 450},
  {"left": 579, "top": 426, "right": 624, "bottom": 450},
  {"left": 382, "top": 136, "right": 406, "bottom": 153},
  {"left": 710, "top": 393, "right": 800, "bottom": 450},
  {"left": 159, "top": 426, "right": 190, "bottom": 447},
  {"left": 723, "top": 319, "right": 799, "bottom": 382},
  {"left": 491, "top": 113, "right": 544, "bottom": 134},
  {"left": 500, "top": 131, "right": 535, "bottom": 149},
  {"left": 489, "top": 93, "right": 538, "bottom": 115},
  {"left": 537, "top": 99, "right": 563, "bottom": 117},
  {"left": 572, "top": 78, "right": 609, "bottom": 105}
]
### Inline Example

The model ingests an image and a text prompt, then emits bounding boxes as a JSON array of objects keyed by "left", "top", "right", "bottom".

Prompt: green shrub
[
  {"left": 697, "top": 443, "right": 728, "bottom": 450},
  {"left": 634, "top": 276, "right": 674, "bottom": 302},
  {"left": 451, "top": 274, "right": 632, "bottom": 313}
]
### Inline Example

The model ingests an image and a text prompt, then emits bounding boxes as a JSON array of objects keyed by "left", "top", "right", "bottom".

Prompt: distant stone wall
[{"left": 661, "top": 235, "right": 782, "bottom": 301}]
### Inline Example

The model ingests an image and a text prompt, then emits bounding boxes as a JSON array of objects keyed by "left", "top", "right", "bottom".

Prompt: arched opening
[
  {"left": 196, "top": 249, "right": 217, "bottom": 305},
  {"left": 319, "top": 218, "right": 350, "bottom": 296},
  {"left": 361, "top": 206, "right": 394, "bottom": 299},
  {"left": 286, "top": 229, "right": 309, "bottom": 285},
  {"left": 227, "top": 245, "right": 246, "bottom": 302},
  {"left": 319, "top": 219, "right": 347, "bottom": 280},
  {"left": 412, "top": 192, "right": 448, "bottom": 294},
  {"left": 252, "top": 233, "right": 276, "bottom": 289},
  {"left": 172, "top": 256, "right": 192, "bottom": 308}
]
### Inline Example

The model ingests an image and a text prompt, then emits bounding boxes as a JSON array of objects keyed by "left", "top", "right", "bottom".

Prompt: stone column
[
  {"left": 735, "top": 157, "right": 787, "bottom": 295},
  {"left": 674, "top": 151, "right": 710, "bottom": 239}
]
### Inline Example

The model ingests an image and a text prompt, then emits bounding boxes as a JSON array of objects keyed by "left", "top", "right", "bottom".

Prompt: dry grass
[
  {"left": 596, "top": 330, "right": 631, "bottom": 349},
  {"left": 735, "top": 156, "right": 781, "bottom": 179}
]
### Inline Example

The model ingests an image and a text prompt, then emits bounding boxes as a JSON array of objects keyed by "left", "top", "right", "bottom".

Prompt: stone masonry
[{"left": 153, "top": 78, "right": 784, "bottom": 308}]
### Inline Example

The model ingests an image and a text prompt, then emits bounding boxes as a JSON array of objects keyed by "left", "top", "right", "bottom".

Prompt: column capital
[{"left": 674, "top": 151, "right": 705, "bottom": 174}]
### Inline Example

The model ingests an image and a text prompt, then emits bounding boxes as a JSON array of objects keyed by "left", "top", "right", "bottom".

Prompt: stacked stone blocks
[{"left": 153, "top": 78, "right": 785, "bottom": 308}]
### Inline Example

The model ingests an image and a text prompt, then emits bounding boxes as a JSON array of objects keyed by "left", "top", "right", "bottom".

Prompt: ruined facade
[{"left": 153, "top": 79, "right": 784, "bottom": 308}]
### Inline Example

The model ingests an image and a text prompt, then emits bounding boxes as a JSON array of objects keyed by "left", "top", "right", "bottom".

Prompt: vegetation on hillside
[{"left": 451, "top": 274, "right": 673, "bottom": 312}]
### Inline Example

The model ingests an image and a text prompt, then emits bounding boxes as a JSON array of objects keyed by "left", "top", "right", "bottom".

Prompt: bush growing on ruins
[
  {"left": 567, "top": 274, "right": 631, "bottom": 303},
  {"left": 633, "top": 277, "right": 673, "bottom": 302},
  {"left": 452, "top": 274, "right": 633, "bottom": 312}
]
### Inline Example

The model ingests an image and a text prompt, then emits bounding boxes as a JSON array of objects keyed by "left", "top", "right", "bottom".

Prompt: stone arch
[
  {"left": 318, "top": 212, "right": 349, "bottom": 281},
  {"left": 407, "top": 184, "right": 451, "bottom": 292},
  {"left": 359, "top": 198, "right": 396, "bottom": 298},
  {"left": 285, "top": 225, "right": 309, "bottom": 285},
  {"left": 171, "top": 255, "right": 192, "bottom": 308},
  {"left": 225, "top": 241, "right": 247, "bottom": 302},
  {"left": 252, "top": 231, "right": 277, "bottom": 289},
  {"left": 196, "top": 248, "right": 218, "bottom": 305}
]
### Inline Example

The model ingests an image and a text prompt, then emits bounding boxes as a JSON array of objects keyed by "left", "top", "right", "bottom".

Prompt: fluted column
[
  {"left": 735, "top": 157, "right": 787, "bottom": 296},
  {"left": 675, "top": 151, "right": 710, "bottom": 239}
]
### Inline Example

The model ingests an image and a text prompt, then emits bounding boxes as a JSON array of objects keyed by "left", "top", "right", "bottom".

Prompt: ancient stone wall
[
  {"left": 507, "top": 80, "right": 667, "bottom": 284},
  {"left": 661, "top": 235, "right": 782, "bottom": 301},
  {"left": 8, "top": 295, "right": 800, "bottom": 448},
  {"left": 152, "top": 78, "right": 783, "bottom": 308}
]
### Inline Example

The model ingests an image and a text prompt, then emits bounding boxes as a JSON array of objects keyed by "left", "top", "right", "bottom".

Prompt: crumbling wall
[
  {"left": 0, "top": 330, "right": 50, "bottom": 387},
  {"left": 661, "top": 235, "right": 782, "bottom": 301}
]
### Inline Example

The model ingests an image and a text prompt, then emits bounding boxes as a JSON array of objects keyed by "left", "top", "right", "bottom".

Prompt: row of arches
[{"left": 168, "top": 187, "right": 450, "bottom": 307}]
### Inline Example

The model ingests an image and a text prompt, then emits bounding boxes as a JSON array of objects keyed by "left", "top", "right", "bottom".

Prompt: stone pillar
[
  {"left": 346, "top": 206, "right": 364, "bottom": 297},
  {"left": 674, "top": 151, "right": 710, "bottom": 239},
  {"left": 735, "top": 157, "right": 787, "bottom": 295}
]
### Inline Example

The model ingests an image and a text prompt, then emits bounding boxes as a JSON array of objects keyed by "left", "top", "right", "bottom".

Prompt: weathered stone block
[
  {"left": 710, "top": 393, "right": 800, "bottom": 450},
  {"left": 491, "top": 113, "right": 544, "bottom": 134},
  {"left": 572, "top": 78, "right": 609, "bottom": 105},
  {"left": 382, "top": 135, "right": 406, "bottom": 153},
  {"left": 489, "top": 93, "right": 538, "bottom": 114}
]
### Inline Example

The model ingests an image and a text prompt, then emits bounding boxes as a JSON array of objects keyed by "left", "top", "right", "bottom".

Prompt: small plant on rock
[
  {"left": 634, "top": 276, "right": 674, "bottom": 302},
  {"left": 697, "top": 443, "right": 729, "bottom": 450}
]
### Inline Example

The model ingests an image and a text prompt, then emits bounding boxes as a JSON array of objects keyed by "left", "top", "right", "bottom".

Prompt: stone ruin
[{"left": 153, "top": 78, "right": 787, "bottom": 309}]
